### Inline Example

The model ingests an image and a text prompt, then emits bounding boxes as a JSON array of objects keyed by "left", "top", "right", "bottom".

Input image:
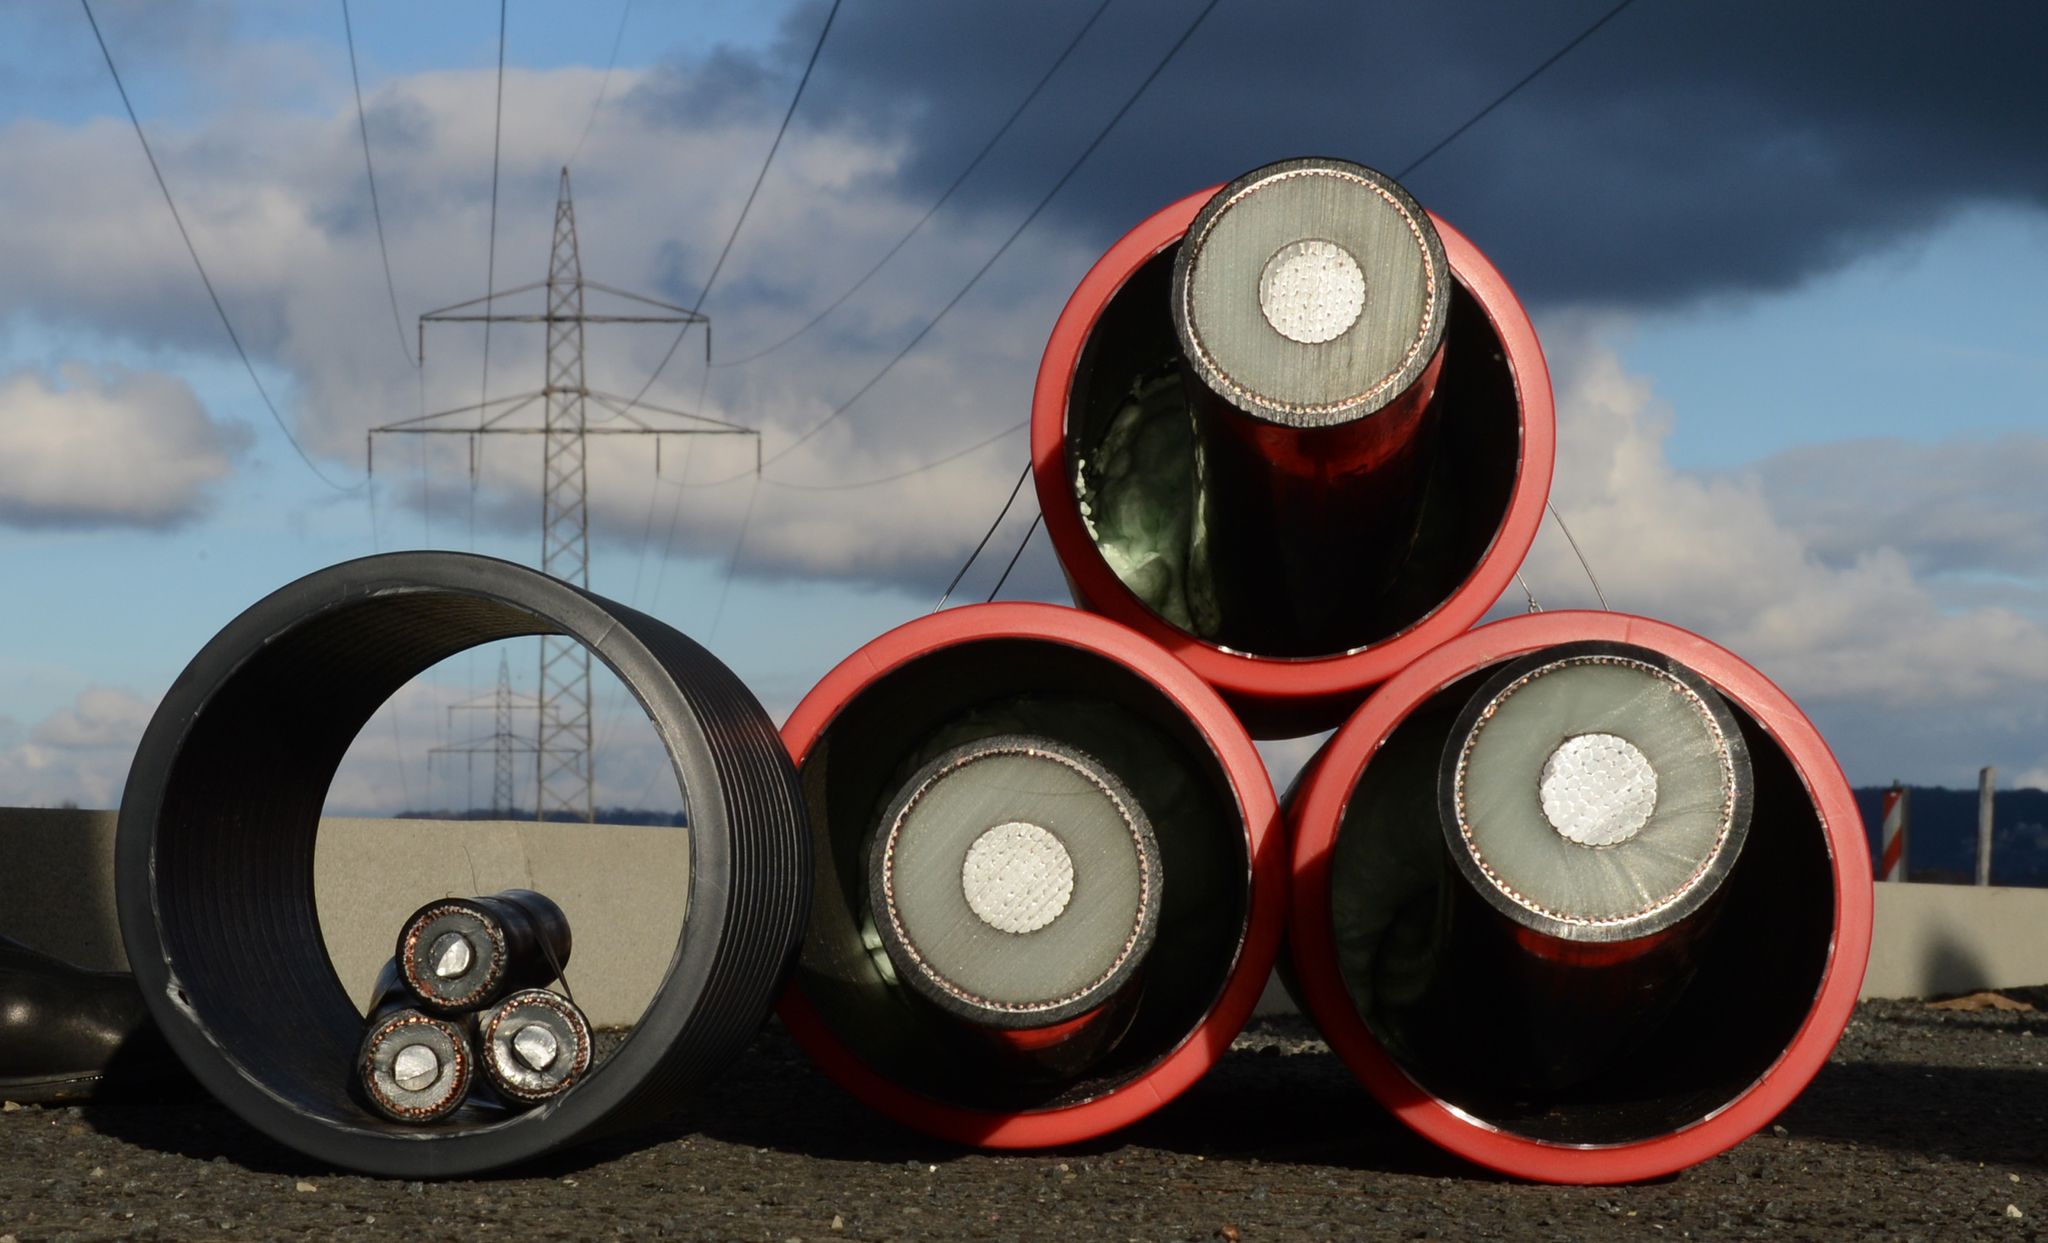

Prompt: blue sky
[{"left": 3, "top": 0, "right": 2045, "bottom": 810}]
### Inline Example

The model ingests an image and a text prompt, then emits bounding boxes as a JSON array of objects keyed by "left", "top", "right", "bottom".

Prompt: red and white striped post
[{"left": 1878, "top": 782, "right": 1908, "bottom": 882}]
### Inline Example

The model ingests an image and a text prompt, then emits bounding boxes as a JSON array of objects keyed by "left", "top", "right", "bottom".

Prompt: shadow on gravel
[
  {"left": 72, "top": 1008, "right": 2046, "bottom": 1184},
  {"left": 1781, "top": 1059, "right": 2048, "bottom": 1172},
  {"left": 683, "top": 1023, "right": 1475, "bottom": 1179},
  {"left": 78, "top": 1091, "right": 327, "bottom": 1179},
  {"left": 1112, "top": 1045, "right": 1476, "bottom": 1178}
]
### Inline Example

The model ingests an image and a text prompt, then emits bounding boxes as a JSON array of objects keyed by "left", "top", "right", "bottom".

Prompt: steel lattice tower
[
  {"left": 537, "top": 174, "right": 596, "bottom": 822},
  {"left": 493, "top": 647, "right": 519, "bottom": 817},
  {"left": 371, "top": 168, "right": 757, "bottom": 823},
  {"left": 431, "top": 649, "right": 538, "bottom": 818}
]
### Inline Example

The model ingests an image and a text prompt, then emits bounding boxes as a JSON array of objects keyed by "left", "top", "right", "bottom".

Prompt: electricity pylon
[
  {"left": 372, "top": 167, "right": 758, "bottom": 822},
  {"left": 430, "top": 649, "right": 542, "bottom": 818}
]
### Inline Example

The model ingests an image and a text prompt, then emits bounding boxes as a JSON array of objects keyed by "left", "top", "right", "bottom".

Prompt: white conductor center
[
  {"left": 961, "top": 821, "right": 1076, "bottom": 935},
  {"left": 1538, "top": 733, "right": 1659, "bottom": 848},
  {"left": 1258, "top": 239, "right": 1366, "bottom": 345},
  {"left": 430, "top": 932, "right": 473, "bottom": 980},
  {"left": 391, "top": 1043, "right": 441, "bottom": 1092},
  {"left": 511, "top": 1023, "right": 560, "bottom": 1072}
]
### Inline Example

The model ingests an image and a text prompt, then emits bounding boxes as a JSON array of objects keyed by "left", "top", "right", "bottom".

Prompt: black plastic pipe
[{"left": 116, "top": 552, "right": 809, "bottom": 1177}]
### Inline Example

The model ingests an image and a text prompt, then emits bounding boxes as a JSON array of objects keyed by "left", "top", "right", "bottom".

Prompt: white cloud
[
  {"left": 0, "top": 686, "right": 155, "bottom": 808},
  {"left": 0, "top": 61, "right": 1079, "bottom": 591},
  {"left": 1743, "top": 434, "right": 2048, "bottom": 616},
  {"left": 0, "top": 362, "right": 247, "bottom": 528},
  {"left": 1514, "top": 322, "right": 2048, "bottom": 785},
  {"left": 29, "top": 685, "right": 156, "bottom": 749}
]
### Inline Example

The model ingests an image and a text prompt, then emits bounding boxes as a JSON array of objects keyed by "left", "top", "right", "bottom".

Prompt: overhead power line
[
  {"left": 751, "top": 0, "right": 1225, "bottom": 472},
  {"left": 612, "top": 0, "right": 841, "bottom": 620},
  {"left": 986, "top": 512, "right": 1042, "bottom": 602},
  {"left": 934, "top": 460, "right": 1032, "bottom": 612},
  {"left": 1396, "top": 0, "right": 1639, "bottom": 180},
  {"left": 763, "top": 418, "right": 1025, "bottom": 492},
  {"left": 81, "top": 0, "right": 361, "bottom": 493},
  {"left": 478, "top": 0, "right": 509, "bottom": 430},
  {"left": 618, "top": 0, "right": 844, "bottom": 414},
  {"left": 956, "top": 0, "right": 1641, "bottom": 600},
  {"left": 699, "top": 0, "right": 1219, "bottom": 626},
  {"left": 341, "top": 0, "right": 416, "bottom": 369},
  {"left": 566, "top": 0, "right": 633, "bottom": 170},
  {"left": 372, "top": 171, "right": 740, "bottom": 820},
  {"left": 714, "top": 0, "right": 1119, "bottom": 370}
]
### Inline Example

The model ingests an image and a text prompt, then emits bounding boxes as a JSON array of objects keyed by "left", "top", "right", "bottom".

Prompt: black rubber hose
[{"left": 115, "top": 552, "right": 810, "bottom": 1177}]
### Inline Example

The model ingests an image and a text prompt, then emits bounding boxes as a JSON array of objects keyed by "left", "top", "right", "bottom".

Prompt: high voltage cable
[
  {"left": 341, "top": 0, "right": 416, "bottom": 369},
  {"left": 751, "top": 0, "right": 1224, "bottom": 473},
  {"left": 713, "top": 0, "right": 1118, "bottom": 370},
  {"left": 566, "top": 0, "right": 632, "bottom": 170},
  {"left": 81, "top": 0, "right": 361, "bottom": 493},
  {"left": 616, "top": 0, "right": 843, "bottom": 415}
]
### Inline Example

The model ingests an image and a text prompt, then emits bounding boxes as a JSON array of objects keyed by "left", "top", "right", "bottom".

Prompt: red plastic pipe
[
  {"left": 1031, "top": 186, "right": 1554, "bottom": 737},
  {"left": 1286, "top": 611, "right": 1874, "bottom": 1184},
  {"left": 777, "top": 602, "right": 1286, "bottom": 1147}
]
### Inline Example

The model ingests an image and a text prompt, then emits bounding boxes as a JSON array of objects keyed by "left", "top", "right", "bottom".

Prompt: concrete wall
[
  {"left": 0, "top": 808, "right": 687, "bottom": 1028},
  {"left": 6, "top": 809, "right": 2047, "bottom": 1027},
  {"left": 1866, "top": 880, "right": 2048, "bottom": 1000}
]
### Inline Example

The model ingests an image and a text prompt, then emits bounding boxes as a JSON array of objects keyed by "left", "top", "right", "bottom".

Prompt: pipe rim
[
  {"left": 1285, "top": 610, "right": 1873, "bottom": 1184},
  {"left": 777, "top": 602, "right": 1285, "bottom": 1148},
  {"left": 1030, "top": 185, "right": 1555, "bottom": 730}
]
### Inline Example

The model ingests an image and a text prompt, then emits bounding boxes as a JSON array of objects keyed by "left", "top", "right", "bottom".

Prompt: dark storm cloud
[{"left": 633, "top": 0, "right": 2048, "bottom": 309}]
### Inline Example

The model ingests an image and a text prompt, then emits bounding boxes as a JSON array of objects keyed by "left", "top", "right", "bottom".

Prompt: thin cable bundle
[{"left": 356, "top": 890, "right": 591, "bottom": 1125}]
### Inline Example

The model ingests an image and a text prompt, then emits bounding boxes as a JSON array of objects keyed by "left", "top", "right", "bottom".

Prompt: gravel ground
[{"left": 2, "top": 994, "right": 2044, "bottom": 1241}]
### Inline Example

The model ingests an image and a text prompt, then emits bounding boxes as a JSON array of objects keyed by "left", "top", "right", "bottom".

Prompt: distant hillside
[
  {"left": 389, "top": 807, "right": 688, "bottom": 827},
  {"left": 1853, "top": 785, "right": 2048, "bottom": 887}
]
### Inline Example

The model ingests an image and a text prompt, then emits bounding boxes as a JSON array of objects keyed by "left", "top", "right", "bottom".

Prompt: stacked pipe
[
  {"left": 775, "top": 156, "right": 1545, "bottom": 1147},
  {"left": 776, "top": 158, "right": 1553, "bottom": 1148},
  {"left": 1284, "top": 613, "right": 1870, "bottom": 1182},
  {"left": 898, "top": 155, "right": 1868, "bottom": 1182},
  {"left": 777, "top": 603, "right": 1284, "bottom": 1146}
]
